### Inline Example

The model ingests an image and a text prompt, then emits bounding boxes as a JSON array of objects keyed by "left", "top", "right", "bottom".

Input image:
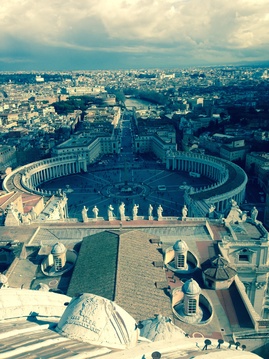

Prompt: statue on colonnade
[
  {"left": 157, "top": 205, "right": 163, "bottom": 221},
  {"left": 119, "top": 202, "right": 126, "bottom": 221},
  {"left": 108, "top": 204, "right": 114, "bottom": 221},
  {"left": 92, "top": 205, "right": 99, "bottom": 219},
  {"left": 82, "top": 206, "right": 89, "bottom": 223},
  {"left": 182, "top": 204, "right": 188, "bottom": 219},
  {"left": 133, "top": 204, "right": 139, "bottom": 220}
]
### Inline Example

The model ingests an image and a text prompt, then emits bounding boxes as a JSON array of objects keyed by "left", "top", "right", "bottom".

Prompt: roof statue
[
  {"left": 182, "top": 204, "right": 188, "bottom": 219},
  {"left": 119, "top": 202, "right": 125, "bottom": 220},
  {"left": 92, "top": 205, "right": 99, "bottom": 218},
  {"left": 251, "top": 206, "right": 258, "bottom": 222},
  {"left": 133, "top": 204, "right": 139, "bottom": 218},
  {"left": 107, "top": 204, "right": 114, "bottom": 220},
  {"left": 225, "top": 199, "right": 245, "bottom": 223},
  {"left": 81, "top": 205, "right": 88, "bottom": 223},
  {"left": 157, "top": 205, "right": 163, "bottom": 220},
  {"left": 148, "top": 204, "right": 153, "bottom": 218}
]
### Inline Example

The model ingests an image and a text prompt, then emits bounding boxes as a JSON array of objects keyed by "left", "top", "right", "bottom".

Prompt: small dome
[
  {"left": 201, "top": 255, "right": 237, "bottom": 281},
  {"left": 51, "top": 242, "right": 66, "bottom": 255},
  {"left": 56, "top": 293, "right": 139, "bottom": 349},
  {"left": 182, "top": 278, "right": 200, "bottom": 295},
  {"left": 0, "top": 273, "right": 8, "bottom": 284},
  {"left": 173, "top": 239, "right": 188, "bottom": 252},
  {"left": 139, "top": 315, "right": 185, "bottom": 341}
]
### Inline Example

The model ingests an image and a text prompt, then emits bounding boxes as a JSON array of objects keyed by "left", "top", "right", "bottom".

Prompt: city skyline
[{"left": 1, "top": 0, "right": 269, "bottom": 71}]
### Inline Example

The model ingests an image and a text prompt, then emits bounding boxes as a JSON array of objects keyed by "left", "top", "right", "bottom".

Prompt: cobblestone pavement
[{"left": 39, "top": 159, "right": 213, "bottom": 221}]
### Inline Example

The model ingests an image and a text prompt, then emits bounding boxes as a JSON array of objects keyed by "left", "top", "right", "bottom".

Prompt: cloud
[{"left": 0, "top": 0, "right": 269, "bottom": 69}]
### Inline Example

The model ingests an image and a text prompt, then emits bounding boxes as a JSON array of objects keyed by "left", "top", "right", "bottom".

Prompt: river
[{"left": 124, "top": 97, "right": 157, "bottom": 109}]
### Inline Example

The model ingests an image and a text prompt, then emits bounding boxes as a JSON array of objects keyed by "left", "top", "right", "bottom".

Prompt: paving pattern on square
[{"left": 39, "top": 162, "right": 213, "bottom": 221}]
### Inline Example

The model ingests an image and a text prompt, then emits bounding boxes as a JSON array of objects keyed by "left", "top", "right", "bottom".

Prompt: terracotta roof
[
  {"left": 115, "top": 230, "right": 172, "bottom": 322},
  {"left": 21, "top": 193, "right": 43, "bottom": 213},
  {"left": 0, "top": 191, "right": 20, "bottom": 207},
  {"left": 67, "top": 229, "right": 173, "bottom": 322}
]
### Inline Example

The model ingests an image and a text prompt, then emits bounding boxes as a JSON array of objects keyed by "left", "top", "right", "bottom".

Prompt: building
[{"left": 0, "top": 204, "right": 268, "bottom": 356}]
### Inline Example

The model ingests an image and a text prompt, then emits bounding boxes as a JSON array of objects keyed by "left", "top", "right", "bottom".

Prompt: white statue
[
  {"left": 226, "top": 199, "right": 243, "bottom": 223},
  {"left": 182, "top": 204, "right": 188, "bottom": 218},
  {"left": 21, "top": 213, "right": 31, "bottom": 224},
  {"left": 133, "top": 204, "right": 139, "bottom": 218},
  {"left": 251, "top": 206, "right": 258, "bottom": 222},
  {"left": 209, "top": 204, "right": 215, "bottom": 213},
  {"left": 208, "top": 204, "right": 215, "bottom": 219},
  {"left": 82, "top": 206, "right": 88, "bottom": 223},
  {"left": 241, "top": 211, "right": 248, "bottom": 222},
  {"left": 59, "top": 193, "right": 68, "bottom": 219},
  {"left": 148, "top": 204, "right": 153, "bottom": 218},
  {"left": 108, "top": 204, "right": 114, "bottom": 219},
  {"left": 92, "top": 205, "right": 99, "bottom": 219},
  {"left": 30, "top": 208, "right": 37, "bottom": 221},
  {"left": 231, "top": 199, "right": 239, "bottom": 208},
  {"left": 157, "top": 205, "right": 163, "bottom": 220},
  {"left": 119, "top": 202, "right": 125, "bottom": 219}
]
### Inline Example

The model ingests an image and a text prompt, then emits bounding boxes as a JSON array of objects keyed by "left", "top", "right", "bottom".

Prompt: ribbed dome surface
[{"left": 201, "top": 255, "right": 237, "bottom": 280}]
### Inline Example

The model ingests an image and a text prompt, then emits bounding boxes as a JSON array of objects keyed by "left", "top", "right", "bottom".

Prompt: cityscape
[{"left": 0, "top": 65, "right": 269, "bottom": 358}]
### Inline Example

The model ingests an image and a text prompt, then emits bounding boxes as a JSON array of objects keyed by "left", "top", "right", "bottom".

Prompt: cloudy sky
[{"left": 1, "top": 0, "right": 269, "bottom": 71}]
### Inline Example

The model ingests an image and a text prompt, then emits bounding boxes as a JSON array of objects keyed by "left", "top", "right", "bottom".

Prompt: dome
[
  {"left": 56, "top": 293, "right": 139, "bottom": 350},
  {"left": 201, "top": 255, "right": 237, "bottom": 281},
  {"left": 173, "top": 239, "right": 188, "bottom": 252},
  {"left": 139, "top": 315, "right": 185, "bottom": 341},
  {"left": 182, "top": 278, "right": 200, "bottom": 295},
  {"left": 51, "top": 242, "right": 66, "bottom": 255}
]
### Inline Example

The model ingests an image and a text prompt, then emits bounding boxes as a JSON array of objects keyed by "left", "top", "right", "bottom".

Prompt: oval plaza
[{"left": 3, "top": 149, "right": 247, "bottom": 219}]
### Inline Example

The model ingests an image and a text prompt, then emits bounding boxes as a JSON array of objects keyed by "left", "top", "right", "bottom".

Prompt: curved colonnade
[
  {"left": 3, "top": 155, "right": 87, "bottom": 197},
  {"left": 166, "top": 151, "right": 248, "bottom": 216},
  {"left": 3, "top": 152, "right": 247, "bottom": 219}
]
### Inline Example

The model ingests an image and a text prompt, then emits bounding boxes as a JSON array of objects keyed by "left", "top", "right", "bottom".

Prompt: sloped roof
[
  {"left": 67, "top": 230, "right": 119, "bottom": 300},
  {"left": 115, "top": 230, "right": 172, "bottom": 321},
  {"left": 21, "top": 193, "right": 43, "bottom": 213},
  {"left": 67, "top": 229, "right": 172, "bottom": 322},
  {"left": 0, "top": 191, "right": 20, "bottom": 207}
]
